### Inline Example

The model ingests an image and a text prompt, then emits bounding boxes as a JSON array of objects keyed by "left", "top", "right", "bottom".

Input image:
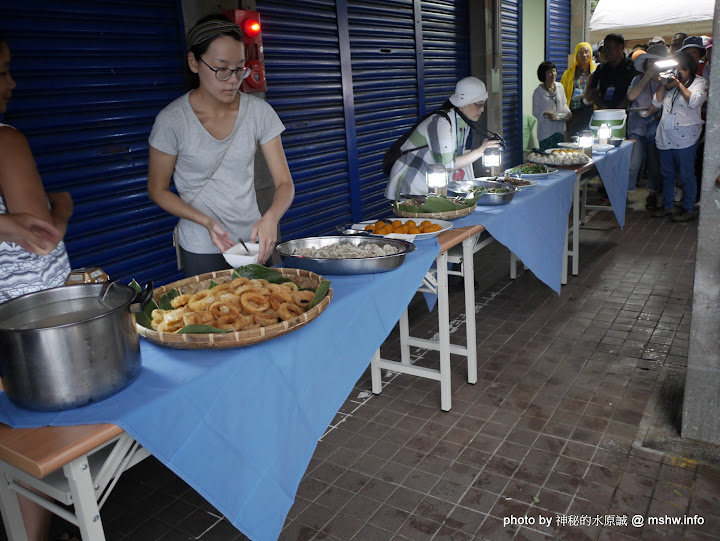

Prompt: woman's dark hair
[
  {"left": 537, "top": 61, "right": 556, "bottom": 82},
  {"left": 184, "top": 14, "right": 244, "bottom": 90},
  {"left": 0, "top": 31, "right": 6, "bottom": 48},
  {"left": 675, "top": 50, "right": 698, "bottom": 84}
]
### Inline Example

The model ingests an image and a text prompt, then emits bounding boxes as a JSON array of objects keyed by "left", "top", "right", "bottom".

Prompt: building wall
[{"left": 521, "top": 1, "right": 545, "bottom": 146}]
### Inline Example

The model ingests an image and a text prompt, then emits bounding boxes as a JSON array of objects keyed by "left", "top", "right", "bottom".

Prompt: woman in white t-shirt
[
  {"left": 532, "top": 61, "right": 572, "bottom": 151},
  {"left": 651, "top": 51, "right": 708, "bottom": 222},
  {"left": 148, "top": 14, "right": 294, "bottom": 274}
]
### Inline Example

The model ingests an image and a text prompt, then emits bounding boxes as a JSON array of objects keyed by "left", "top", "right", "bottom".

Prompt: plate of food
[
  {"left": 557, "top": 142, "right": 581, "bottom": 149},
  {"left": 592, "top": 144, "right": 614, "bottom": 153},
  {"left": 507, "top": 178, "right": 540, "bottom": 188},
  {"left": 392, "top": 195, "right": 477, "bottom": 219},
  {"left": 526, "top": 148, "right": 591, "bottom": 166},
  {"left": 350, "top": 218, "right": 452, "bottom": 240},
  {"left": 504, "top": 163, "right": 559, "bottom": 177}
]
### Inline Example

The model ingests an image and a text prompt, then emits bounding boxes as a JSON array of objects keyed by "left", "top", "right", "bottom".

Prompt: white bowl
[{"left": 223, "top": 242, "right": 259, "bottom": 268}]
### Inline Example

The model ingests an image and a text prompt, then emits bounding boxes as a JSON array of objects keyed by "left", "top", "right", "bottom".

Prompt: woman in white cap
[
  {"left": 148, "top": 13, "right": 294, "bottom": 274},
  {"left": 385, "top": 76, "right": 502, "bottom": 199}
]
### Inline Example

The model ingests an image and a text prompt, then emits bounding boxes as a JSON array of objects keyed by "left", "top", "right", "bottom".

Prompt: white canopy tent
[{"left": 589, "top": 0, "right": 715, "bottom": 43}]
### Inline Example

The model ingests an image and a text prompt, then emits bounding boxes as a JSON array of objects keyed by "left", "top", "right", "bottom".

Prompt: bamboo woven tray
[
  {"left": 136, "top": 268, "right": 332, "bottom": 349},
  {"left": 392, "top": 202, "right": 477, "bottom": 220}
]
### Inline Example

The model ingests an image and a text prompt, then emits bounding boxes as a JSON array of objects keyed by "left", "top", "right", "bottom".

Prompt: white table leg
[
  {"left": 437, "top": 251, "right": 451, "bottom": 411},
  {"left": 509, "top": 252, "right": 517, "bottom": 279},
  {"left": 572, "top": 176, "right": 580, "bottom": 276},
  {"left": 64, "top": 457, "right": 106, "bottom": 541},
  {"left": 399, "top": 308, "right": 411, "bottom": 364},
  {"left": 562, "top": 226, "right": 569, "bottom": 285},
  {"left": 0, "top": 473, "right": 28, "bottom": 541},
  {"left": 370, "top": 349, "right": 382, "bottom": 394},
  {"left": 463, "top": 238, "right": 477, "bottom": 385}
]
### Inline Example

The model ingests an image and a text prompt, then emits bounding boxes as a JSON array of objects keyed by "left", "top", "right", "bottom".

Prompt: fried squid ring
[
  {"left": 234, "top": 284, "right": 256, "bottom": 297},
  {"left": 283, "top": 281, "right": 299, "bottom": 293},
  {"left": 217, "top": 292, "right": 242, "bottom": 307},
  {"left": 292, "top": 290, "right": 315, "bottom": 308},
  {"left": 215, "top": 313, "right": 253, "bottom": 331},
  {"left": 229, "top": 277, "right": 250, "bottom": 289},
  {"left": 209, "top": 301, "right": 242, "bottom": 319},
  {"left": 251, "top": 279, "right": 270, "bottom": 289},
  {"left": 241, "top": 322, "right": 262, "bottom": 330},
  {"left": 278, "top": 302, "right": 304, "bottom": 321},
  {"left": 182, "top": 311, "right": 214, "bottom": 326},
  {"left": 188, "top": 290, "right": 216, "bottom": 311},
  {"left": 270, "top": 290, "right": 293, "bottom": 310},
  {"left": 162, "top": 306, "right": 190, "bottom": 324},
  {"left": 240, "top": 291, "right": 270, "bottom": 313},
  {"left": 254, "top": 312, "right": 279, "bottom": 326},
  {"left": 156, "top": 320, "right": 184, "bottom": 333},
  {"left": 170, "top": 294, "right": 191, "bottom": 309}
]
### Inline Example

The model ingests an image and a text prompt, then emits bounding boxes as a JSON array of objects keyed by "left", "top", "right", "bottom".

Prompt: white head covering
[{"left": 449, "top": 77, "right": 488, "bottom": 107}]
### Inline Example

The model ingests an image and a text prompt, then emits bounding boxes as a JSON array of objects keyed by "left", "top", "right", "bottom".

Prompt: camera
[{"left": 660, "top": 69, "right": 678, "bottom": 85}]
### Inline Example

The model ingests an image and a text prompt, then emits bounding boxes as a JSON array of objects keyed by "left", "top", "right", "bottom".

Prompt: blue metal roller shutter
[
  {"left": 348, "top": 0, "right": 470, "bottom": 219},
  {"left": 421, "top": 0, "right": 470, "bottom": 109},
  {"left": 2, "top": 1, "right": 187, "bottom": 287},
  {"left": 346, "top": 0, "right": 419, "bottom": 219},
  {"left": 257, "top": 0, "right": 353, "bottom": 238},
  {"left": 546, "top": 0, "right": 571, "bottom": 74},
  {"left": 501, "top": 0, "right": 523, "bottom": 168}
]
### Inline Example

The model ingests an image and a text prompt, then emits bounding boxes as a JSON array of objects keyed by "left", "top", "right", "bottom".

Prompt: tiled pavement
[{"left": 14, "top": 196, "right": 720, "bottom": 541}]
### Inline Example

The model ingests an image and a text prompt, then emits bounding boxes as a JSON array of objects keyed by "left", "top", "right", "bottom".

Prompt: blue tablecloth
[
  {"left": 452, "top": 169, "right": 576, "bottom": 294},
  {"left": 0, "top": 239, "right": 440, "bottom": 541},
  {"left": 592, "top": 140, "right": 633, "bottom": 228}
]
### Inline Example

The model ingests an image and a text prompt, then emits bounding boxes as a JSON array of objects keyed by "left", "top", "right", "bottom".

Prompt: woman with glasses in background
[
  {"left": 148, "top": 13, "right": 294, "bottom": 275},
  {"left": 533, "top": 61, "right": 572, "bottom": 151}
]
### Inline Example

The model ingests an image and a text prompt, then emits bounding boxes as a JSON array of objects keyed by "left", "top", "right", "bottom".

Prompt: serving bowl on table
[
  {"left": 275, "top": 236, "right": 415, "bottom": 275},
  {"left": 223, "top": 242, "right": 259, "bottom": 267},
  {"left": 447, "top": 178, "right": 518, "bottom": 206}
]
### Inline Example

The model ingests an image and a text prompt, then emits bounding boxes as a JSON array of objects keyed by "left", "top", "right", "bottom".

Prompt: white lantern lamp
[
  {"left": 426, "top": 163, "right": 448, "bottom": 196},
  {"left": 598, "top": 123, "right": 612, "bottom": 146},
  {"left": 482, "top": 147, "right": 503, "bottom": 175},
  {"left": 578, "top": 129, "right": 594, "bottom": 157}
]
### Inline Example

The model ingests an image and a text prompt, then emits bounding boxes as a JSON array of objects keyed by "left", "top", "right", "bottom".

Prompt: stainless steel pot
[{"left": 0, "top": 281, "right": 153, "bottom": 411}]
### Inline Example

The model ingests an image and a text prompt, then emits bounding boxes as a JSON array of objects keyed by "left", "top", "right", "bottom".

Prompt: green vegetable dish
[
  {"left": 394, "top": 195, "right": 476, "bottom": 214},
  {"left": 507, "top": 163, "right": 549, "bottom": 175}
]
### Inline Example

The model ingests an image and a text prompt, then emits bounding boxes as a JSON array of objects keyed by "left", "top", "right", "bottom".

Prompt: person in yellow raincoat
[{"left": 560, "top": 42, "right": 597, "bottom": 139}]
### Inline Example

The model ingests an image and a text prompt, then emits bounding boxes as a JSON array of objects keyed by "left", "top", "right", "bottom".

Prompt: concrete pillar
[{"left": 681, "top": 3, "right": 720, "bottom": 444}]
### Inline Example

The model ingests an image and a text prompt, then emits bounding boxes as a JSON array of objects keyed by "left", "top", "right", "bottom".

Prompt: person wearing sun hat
[
  {"left": 649, "top": 36, "right": 666, "bottom": 47},
  {"left": 625, "top": 44, "right": 667, "bottom": 202},
  {"left": 384, "top": 76, "right": 502, "bottom": 198},
  {"left": 679, "top": 36, "right": 706, "bottom": 75}
]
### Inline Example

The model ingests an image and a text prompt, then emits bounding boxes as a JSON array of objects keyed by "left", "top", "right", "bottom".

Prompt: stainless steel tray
[
  {"left": 274, "top": 236, "right": 416, "bottom": 275},
  {"left": 447, "top": 178, "right": 518, "bottom": 206}
]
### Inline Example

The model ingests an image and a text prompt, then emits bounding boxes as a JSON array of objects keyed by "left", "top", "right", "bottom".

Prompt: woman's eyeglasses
[{"left": 199, "top": 58, "right": 252, "bottom": 81}]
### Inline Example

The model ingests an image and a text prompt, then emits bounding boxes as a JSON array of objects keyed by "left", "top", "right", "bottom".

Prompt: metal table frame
[{"left": 0, "top": 431, "right": 148, "bottom": 541}]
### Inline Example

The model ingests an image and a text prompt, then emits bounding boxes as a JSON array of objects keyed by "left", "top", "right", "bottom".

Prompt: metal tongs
[{"left": 531, "top": 147, "right": 550, "bottom": 156}]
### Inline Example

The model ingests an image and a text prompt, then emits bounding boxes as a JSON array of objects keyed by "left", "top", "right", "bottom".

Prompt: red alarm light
[
  {"left": 243, "top": 18, "right": 261, "bottom": 38},
  {"left": 224, "top": 9, "right": 267, "bottom": 92}
]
